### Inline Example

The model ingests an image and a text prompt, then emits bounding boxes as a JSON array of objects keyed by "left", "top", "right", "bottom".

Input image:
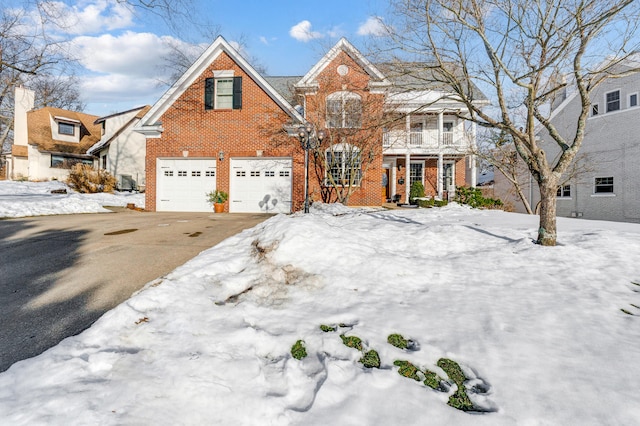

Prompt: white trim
[
  {"left": 295, "top": 38, "right": 391, "bottom": 91},
  {"left": 628, "top": 92, "right": 638, "bottom": 108},
  {"left": 604, "top": 88, "right": 621, "bottom": 113},
  {"left": 135, "top": 36, "right": 303, "bottom": 137},
  {"left": 213, "top": 70, "right": 234, "bottom": 78}
]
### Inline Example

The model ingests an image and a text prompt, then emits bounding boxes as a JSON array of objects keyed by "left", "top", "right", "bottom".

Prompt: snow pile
[
  {"left": 0, "top": 181, "right": 144, "bottom": 218},
  {"left": 0, "top": 204, "right": 639, "bottom": 425}
]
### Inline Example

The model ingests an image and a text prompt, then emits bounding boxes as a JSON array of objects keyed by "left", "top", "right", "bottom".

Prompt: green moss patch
[
  {"left": 393, "top": 360, "right": 421, "bottom": 381},
  {"left": 320, "top": 324, "right": 337, "bottom": 332},
  {"left": 360, "top": 350, "right": 381, "bottom": 368},
  {"left": 291, "top": 340, "right": 307, "bottom": 360},
  {"left": 387, "top": 333, "right": 409, "bottom": 349},
  {"left": 340, "top": 334, "right": 363, "bottom": 351}
]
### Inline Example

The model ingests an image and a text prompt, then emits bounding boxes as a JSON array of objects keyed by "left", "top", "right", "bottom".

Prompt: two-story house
[
  {"left": 6, "top": 87, "right": 99, "bottom": 181},
  {"left": 495, "top": 65, "right": 640, "bottom": 223},
  {"left": 87, "top": 105, "right": 151, "bottom": 191},
  {"left": 135, "top": 36, "right": 485, "bottom": 212}
]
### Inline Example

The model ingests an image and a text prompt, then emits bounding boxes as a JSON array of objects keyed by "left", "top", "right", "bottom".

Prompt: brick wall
[{"left": 145, "top": 51, "right": 300, "bottom": 212}]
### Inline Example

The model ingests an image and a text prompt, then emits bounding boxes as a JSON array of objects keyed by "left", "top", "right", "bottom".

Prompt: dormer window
[{"left": 58, "top": 122, "right": 75, "bottom": 135}]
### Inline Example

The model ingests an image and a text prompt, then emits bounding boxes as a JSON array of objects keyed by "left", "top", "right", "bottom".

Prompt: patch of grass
[
  {"left": 387, "top": 333, "right": 408, "bottom": 350},
  {"left": 437, "top": 358, "right": 466, "bottom": 385},
  {"left": 340, "top": 334, "right": 363, "bottom": 351},
  {"left": 423, "top": 369, "right": 443, "bottom": 390},
  {"left": 320, "top": 324, "right": 337, "bottom": 332},
  {"left": 393, "top": 360, "right": 421, "bottom": 381},
  {"left": 291, "top": 340, "right": 307, "bottom": 360},
  {"left": 360, "top": 350, "right": 381, "bottom": 368},
  {"left": 448, "top": 388, "right": 475, "bottom": 411}
]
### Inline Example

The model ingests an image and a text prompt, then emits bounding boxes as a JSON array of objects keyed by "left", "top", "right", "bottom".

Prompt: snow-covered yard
[
  {"left": 0, "top": 181, "right": 144, "bottom": 218},
  {"left": 1, "top": 182, "right": 640, "bottom": 425}
]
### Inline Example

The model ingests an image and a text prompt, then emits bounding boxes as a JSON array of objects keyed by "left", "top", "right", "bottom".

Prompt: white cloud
[
  {"left": 289, "top": 20, "right": 324, "bottom": 42},
  {"left": 357, "top": 16, "right": 387, "bottom": 36},
  {"left": 40, "top": 0, "right": 134, "bottom": 35},
  {"left": 71, "top": 31, "right": 174, "bottom": 76}
]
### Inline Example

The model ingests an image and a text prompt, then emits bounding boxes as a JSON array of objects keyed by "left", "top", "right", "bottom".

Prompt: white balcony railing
[{"left": 383, "top": 130, "right": 470, "bottom": 152}]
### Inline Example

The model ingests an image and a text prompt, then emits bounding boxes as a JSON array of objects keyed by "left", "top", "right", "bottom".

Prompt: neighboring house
[
  {"left": 5, "top": 86, "right": 99, "bottom": 181},
  {"left": 87, "top": 105, "right": 151, "bottom": 191},
  {"left": 135, "top": 36, "right": 486, "bottom": 213},
  {"left": 495, "top": 66, "right": 640, "bottom": 223}
]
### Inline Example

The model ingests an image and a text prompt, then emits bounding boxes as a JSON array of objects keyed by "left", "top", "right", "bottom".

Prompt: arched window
[
  {"left": 325, "top": 143, "right": 362, "bottom": 185},
  {"left": 326, "top": 91, "right": 362, "bottom": 128}
]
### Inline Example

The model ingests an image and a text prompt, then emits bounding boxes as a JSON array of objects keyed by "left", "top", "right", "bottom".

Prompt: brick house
[{"left": 136, "top": 36, "right": 485, "bottom": 212}]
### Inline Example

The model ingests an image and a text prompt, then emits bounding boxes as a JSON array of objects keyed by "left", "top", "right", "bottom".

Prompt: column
[
  {"left": 437, "top": 153, "right": 443, "bottom": 199},
  {"left": 405, "top": 152, "right": 411, "bottom": 204},
  {"left": 437, "top": 111, "right": 444, "bottom": 148}
]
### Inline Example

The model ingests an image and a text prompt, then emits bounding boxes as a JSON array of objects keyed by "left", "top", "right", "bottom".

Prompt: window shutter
[
  {"left": 232, "top": 76, "right": 242, "bottom": 109},
  {"left": 204, "top": 78, "right": 215, "bottom": 110}
]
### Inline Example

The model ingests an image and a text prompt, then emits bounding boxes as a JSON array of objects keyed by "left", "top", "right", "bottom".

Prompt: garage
[
  {"left": 229, "top": 158, "right": 292, "bottom": 213},
  {"left": 156, "top": 158, "right": 216, "bottom": 211}
]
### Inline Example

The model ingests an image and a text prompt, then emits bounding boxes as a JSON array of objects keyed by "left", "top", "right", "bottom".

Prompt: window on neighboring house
[
  {"left": 326, "top": 92, "right": 362, "bottom": 128},
  {"left": 205, "top": 76, "right": 242, "bottom": 110},
  {"left": 591, "top": 104, "right": 599, "bottom": 116},
  {"left": 58, "top": 122, "right": 75, "bottom": 135},
  {"left": 630, "top": 93, "right": 638, "bottom": 107},
  {"left": 594, "top": 177, "right": 614, "bottom": 194},
  {"left": 51, "top": 155, "right": 93, "bottom": 169},
  {"left": 606, "top": 90, "right": 620, "bottom": 112},
  {"left": 325, "top": 144, "right": 362, "bottom": 185},
  {"left": 101, "top": 155, "right": 107, "bottom": 169},
  {"left": 557, "top": 184, "right": 571, "bottom": 198}
]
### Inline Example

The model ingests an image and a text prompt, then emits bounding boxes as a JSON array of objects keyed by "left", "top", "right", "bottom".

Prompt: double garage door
[{"left": 156, "top": 158, "right": 292, "bottom": 213}]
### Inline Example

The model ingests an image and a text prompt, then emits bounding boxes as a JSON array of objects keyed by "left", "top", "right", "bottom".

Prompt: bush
[
  {"left": 66, "top": 164, "right": 116, "bottom": 193},
  {"left": 409, "top": 181, "right": 425, "bottom": 204},
  {"left": 291, "top": 340, "right": 307, "bottom": 360},
  {"left": 454, "top": 186, "right": 503, "bottom": 209}
]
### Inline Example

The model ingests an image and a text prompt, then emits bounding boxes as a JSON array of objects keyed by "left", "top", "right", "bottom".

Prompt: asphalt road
[{"left": 0, "top": 208, "right": 269, "bottom": 372}]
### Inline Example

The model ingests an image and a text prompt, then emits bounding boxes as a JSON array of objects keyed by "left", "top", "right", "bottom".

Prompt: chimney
[{"left": 13, "top": 86, "right": 35, "bottom": 146}]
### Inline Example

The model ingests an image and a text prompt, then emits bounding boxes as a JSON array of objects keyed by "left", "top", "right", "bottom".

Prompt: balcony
[{"left": 382, "top": 129, "right": 472, "bottom": 154}]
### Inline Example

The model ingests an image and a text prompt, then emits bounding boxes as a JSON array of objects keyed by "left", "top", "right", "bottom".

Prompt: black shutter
[
  {"left": 232, "top": 76, "right": 242, "bottom": 109},
  {"left": 204, "top": 78, "right": 214, "bottom": 110}
]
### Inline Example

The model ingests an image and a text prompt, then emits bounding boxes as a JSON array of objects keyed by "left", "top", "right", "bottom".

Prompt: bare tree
[{"left": 384, "top": 0, "right": 640, "bottom": 245}]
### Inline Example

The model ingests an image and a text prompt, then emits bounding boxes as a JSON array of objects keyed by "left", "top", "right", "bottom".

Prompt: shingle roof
[
  {"left": 264, "top": 76, "right": 302, "bottom": 106},
  {"left": 27, "top": 107, "right": 100, "bottom": 154}
]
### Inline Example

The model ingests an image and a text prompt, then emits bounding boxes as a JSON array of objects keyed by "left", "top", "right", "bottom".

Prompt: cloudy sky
[{"left": 12, "top": 0, "right": 390, "bottom": 116}]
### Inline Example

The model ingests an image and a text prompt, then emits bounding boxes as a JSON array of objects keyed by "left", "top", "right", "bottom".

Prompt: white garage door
[
  {"left": 230, "top": 158, "right": 292, "bottom": 213},
  {"left": 157, "top": 158, "right": 216, "bottom": 212}
]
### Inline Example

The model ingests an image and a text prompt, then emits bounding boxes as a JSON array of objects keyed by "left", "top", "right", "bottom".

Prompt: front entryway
[{"left": 229, "top": 158, "right": 292, "bottom": 213}]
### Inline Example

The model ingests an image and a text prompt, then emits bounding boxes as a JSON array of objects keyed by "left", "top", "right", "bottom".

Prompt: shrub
[
  {"left": 206, "top": 189, "right": 228, "bottom": 204},
  {"left": 393, "top": 360, "right": 421, "bottom": 381},
  {"left": 320, "top": 324, "right": 337, "bottom": 332},
  {"left": 409, "top": 181, "right": 425, "bottom": 204},
  {"left": 454, "top": 186, "right": 503, "bottom": 209},
  {"left": 66, "top": 164, "right": 116, "bottom": 193}
]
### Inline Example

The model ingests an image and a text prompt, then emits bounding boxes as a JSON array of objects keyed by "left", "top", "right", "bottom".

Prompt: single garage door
[
  {"left": 157, "top": 158, "right": 216, "bottom": 212},
  {"left": 230, "top": 158, "right": 292, "bottom": 213}
]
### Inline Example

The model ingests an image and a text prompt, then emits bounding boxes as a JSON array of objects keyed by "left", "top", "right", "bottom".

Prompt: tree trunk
[{"left": 537, "top": 180, "right": 558, "bottom": 246}]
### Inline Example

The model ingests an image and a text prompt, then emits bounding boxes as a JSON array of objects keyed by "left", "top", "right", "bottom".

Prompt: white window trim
[
  {"left": 605, "top": 89, "right": 621, "bottom": 113},
  {"left": 556, "top": 184, "right": 571, "bottom": 199},
  {"left": 324, "top": 143, "right": 362, "bottom": 186},
  {"left": 326, "top": 91, "right": 362, "bottom": 128},
  {"left": 629, "top": 92, "right": 638, "bottom": 108},
  {"left": 591, "top": 103, "right": 599, "bottom": 117},
  {"left": 214, "top": 78, "right": 234, "bottom": 109},
  {"left": 592, "top": 176, "right": 615, "bottom": 196},
  {"left": 409, "top": 160, "right": 425, "bottom": 186}
]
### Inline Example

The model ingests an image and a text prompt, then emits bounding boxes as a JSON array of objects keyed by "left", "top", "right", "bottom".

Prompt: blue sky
[{"left": 16, "top": 0, "right": 392, "bottom": 116}]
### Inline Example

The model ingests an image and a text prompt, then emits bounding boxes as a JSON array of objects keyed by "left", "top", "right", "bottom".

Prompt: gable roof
[
  {"left": 136, "top": 36, "right": 304, "bottom": 137},
  {"left": 27, "top": 107, "right": 100, "bottom": 154},
  {"left": 88, "top": 105, "right": 151, "bottom": 155},
  {"left": 295, "top": 38, "right": 391, "bottom": 91}
]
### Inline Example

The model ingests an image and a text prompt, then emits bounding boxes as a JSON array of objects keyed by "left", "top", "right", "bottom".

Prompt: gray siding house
[{"left": 497, "top": 66, "right": 640, "bottom": 223}]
